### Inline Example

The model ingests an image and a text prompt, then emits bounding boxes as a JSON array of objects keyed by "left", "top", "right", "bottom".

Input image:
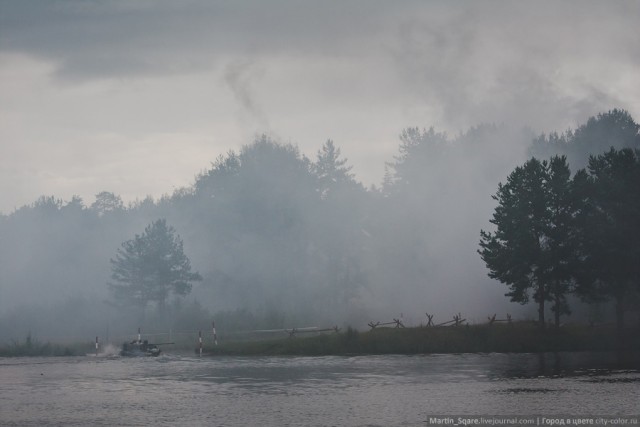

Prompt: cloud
[
  {"left": 385, "top": 1, "right": 640, "bottom": 131},
  {"left": 0, "top": 0, "right": 391, "bottom": 80},
  {"left": 0, "top": 0, "right": 639, "bottom": 212},
  {"left": 2, "top": 1, "right": 637, "bottom": 125}
]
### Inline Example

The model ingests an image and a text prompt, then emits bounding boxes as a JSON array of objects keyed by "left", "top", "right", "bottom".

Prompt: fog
[
  {"left": 1, "top": 1, "right": 638, "bottom": 343},
  {"left": 0, "top": 125, "right": 577, "bottom": 342}
]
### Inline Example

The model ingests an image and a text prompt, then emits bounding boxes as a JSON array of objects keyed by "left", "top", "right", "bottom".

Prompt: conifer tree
[
  {"left": 109, "top": 219, "right": 201, "bottom": 310},
  {"left": 574, "top": 148, "right": 640, "bottom": 331},
  {"left": 480, "top": 156, "right": 581, "bottom": 327}
]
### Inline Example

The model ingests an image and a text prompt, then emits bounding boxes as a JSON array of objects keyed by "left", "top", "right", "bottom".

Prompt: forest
[{"left": 0, "top": 109, "right": 638, "bottom": 343}]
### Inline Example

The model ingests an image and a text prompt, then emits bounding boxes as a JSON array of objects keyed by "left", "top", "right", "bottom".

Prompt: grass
[
  {"left": 201, "top": 323, "right": 640, "bottom": 356},
  {"left": 0, "top": 333, "right": 93, "bottom": 357},
  {"left": 2, "top": 323, "right": 637, "bottom": 357}
]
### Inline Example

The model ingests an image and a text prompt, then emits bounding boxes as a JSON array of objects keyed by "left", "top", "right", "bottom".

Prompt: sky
[{"left": 1, "top": 0, "right": 638, "bottom": 214}]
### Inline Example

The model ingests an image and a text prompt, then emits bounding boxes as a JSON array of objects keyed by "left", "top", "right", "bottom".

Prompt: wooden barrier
[
  {"left": 425, "top": 313, "right": 434, "bottom": 327},
  {"left": 367, "top": 318, "right": 405, "bottom": 330},
  {"left": 251, "top": 326, "right": 340, "bottom": 338},
  {"left": 487, "top": 313, "right": 512, "bottom": 325},
  {"left": 432, "top": 313, "right": 466, "bottom": 327}
]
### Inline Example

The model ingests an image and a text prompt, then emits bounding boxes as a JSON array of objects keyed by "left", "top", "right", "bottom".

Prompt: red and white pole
[
  {"left": 198, "top": 330, "right": 203, "bottom": 357},
  {"left": 212, "top": 321, "right": 218, "bottom": 346}
]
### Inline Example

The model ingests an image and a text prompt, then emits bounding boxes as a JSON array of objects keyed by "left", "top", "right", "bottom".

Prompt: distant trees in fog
[
  {"left": 0, "top": 109, "right": 638, "bottom": 340},
  {"left": 529, "top": 109, "right": 640, "bottom": 169},
  {"left": 186, "top": 136, "right": 369, "bottom": 321},
  {"left": 91, "top": 191, "right": 124, "bottom": 216},
  {"left": 108, "top": 219, "right": 201, "bottom": 311}
]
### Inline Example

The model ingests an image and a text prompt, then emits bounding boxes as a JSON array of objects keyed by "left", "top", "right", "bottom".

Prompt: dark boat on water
[{"left": 120, "top": 339, "right": 171, "bottom": 357}]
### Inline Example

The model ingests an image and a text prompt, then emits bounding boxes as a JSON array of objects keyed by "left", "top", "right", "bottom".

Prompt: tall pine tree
[
  {"left": 109, "top": 219, "right": 201, "bottom": 311},
  {"left": 480, "top": 156, "right": 582, "bottom": 327}
]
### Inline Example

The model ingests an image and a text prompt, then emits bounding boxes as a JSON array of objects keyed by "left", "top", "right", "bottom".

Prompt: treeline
[
  {"left": 0, "top": 109, "right": 638, "bottom": 341},
  {"left": 480, "top": 109, "right": 639, "bottom": 331},
  {"left": 480, "top": 148, "right": 640, "bottom": 330}
]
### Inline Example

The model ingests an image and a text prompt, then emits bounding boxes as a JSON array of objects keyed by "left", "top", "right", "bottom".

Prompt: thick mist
[
  {"left": 362, "top": 125, "right": 535, "bottom": 324},
  {"left": 0, "top": 124, "right": 537, "bottom": 343},
  {"left": 3, "top": 108, "right": 639, "bottom": 344},
  {"left": 2, "top": 1, "right": 640, "bottom": 351}
]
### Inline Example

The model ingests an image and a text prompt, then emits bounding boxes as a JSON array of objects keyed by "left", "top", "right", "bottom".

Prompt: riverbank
[
  {"left": 2, "top": 323, "right": 637, "bottom": 357},
  {"left": 0, "top": 337, "right": 91, "bottom": 357},
  {"left": 203, "top": 323, "right": 640, "bottom": 356}
]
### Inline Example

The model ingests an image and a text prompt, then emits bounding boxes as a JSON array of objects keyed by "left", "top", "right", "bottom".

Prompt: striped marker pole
[
  {"left": 137, "top": 327, "right": 141, "bottom": 344},
  {"left": 95, "top": 336, "right": 99, "bottom": 356},
  {"left": 212, "top": 321, "right": 218, "bottom": 346},
  {"left": 199, "top": 330, "right": 203, "bottom": 357}
]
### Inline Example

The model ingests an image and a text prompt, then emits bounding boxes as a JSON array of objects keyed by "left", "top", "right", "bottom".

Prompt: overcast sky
[{"left": 1, "top": 0, "right": 638, "bottom": 213}]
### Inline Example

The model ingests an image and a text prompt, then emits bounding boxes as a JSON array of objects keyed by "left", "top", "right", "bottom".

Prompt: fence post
[{"left": 425, "top": 313, "right": 434, "bottom": 327}]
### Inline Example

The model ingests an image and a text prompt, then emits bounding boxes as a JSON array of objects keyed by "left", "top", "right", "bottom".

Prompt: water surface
[{"left": 1, "top": 352, "right": 638, "bottom": 426}]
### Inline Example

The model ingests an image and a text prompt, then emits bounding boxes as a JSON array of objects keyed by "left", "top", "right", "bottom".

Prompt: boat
[{"left": 120, "top": 339, "right": 166, "bottom": 357}]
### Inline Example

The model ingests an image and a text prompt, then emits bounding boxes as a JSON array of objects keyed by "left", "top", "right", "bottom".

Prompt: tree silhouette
[
  {"left": 544, "top": 156, "right": 584, "bottom": 326},
  {"left": 313, "top": 139, "right": 355, "bottom": 198},
  {"left": 530, "top": 109, "right": 640, "bottom": 169},
  {"left": 479, "top": 157, "right": 582, "bottom": 328},
  {"left": 91, "top": 191, "right": 124, "bottom": 216},
  {"left": 108, "top": 219, "right": 201, "bottom": 310},
  {"left": 574, "top": 148, "right": 640, "bottom": 331}
]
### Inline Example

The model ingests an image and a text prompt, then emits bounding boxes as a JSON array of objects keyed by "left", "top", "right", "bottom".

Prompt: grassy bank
[
  {"left": 203, "top": 323, "right": 640, "bottom": 356},
  {"left": 0, "top": 334, "right": 93, "bottom": 357},
  {"left": 2, "top": 323, "right": 637, "bottom": 357}
]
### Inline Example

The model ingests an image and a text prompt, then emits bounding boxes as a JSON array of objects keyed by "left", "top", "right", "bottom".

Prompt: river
[{"left": 1, "top": 352, "right": 638, "bottom": 426}]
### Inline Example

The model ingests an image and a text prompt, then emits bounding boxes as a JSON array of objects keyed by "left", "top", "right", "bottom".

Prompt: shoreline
[
  {"left": 201, "top": 323, "right": 640, "bottom": 357},
  {"left": 2, "top": 323, "right": 638, "bottom": 358}
]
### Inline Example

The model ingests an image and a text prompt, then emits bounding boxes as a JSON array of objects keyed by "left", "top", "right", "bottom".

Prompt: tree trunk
[
  {"left": 538, "top": 300, "right": 545, "bottom": 329},
  {"left": 553, "top": 283, "right": 562, "bottom": 329},
  {"left": 538, "top": 285, "right": 545, "bottom": 329}
]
